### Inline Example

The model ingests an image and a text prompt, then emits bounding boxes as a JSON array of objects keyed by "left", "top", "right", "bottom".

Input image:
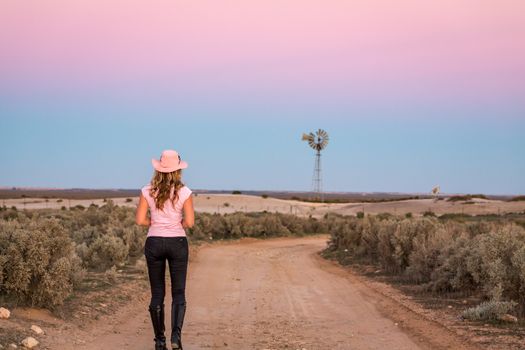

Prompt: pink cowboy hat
[{"left": 151, "top": 150, "right": 188, "bottom": 173}]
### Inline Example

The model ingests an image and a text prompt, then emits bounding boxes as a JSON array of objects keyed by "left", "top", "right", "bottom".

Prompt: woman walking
[{"left": 136, "top": 149, "right": 194, "bottom": 350}]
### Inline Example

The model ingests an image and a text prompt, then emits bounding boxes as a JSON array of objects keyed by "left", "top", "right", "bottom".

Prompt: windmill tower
[{"left": 302, "top": 129, "right": 329, "bottom": 201}]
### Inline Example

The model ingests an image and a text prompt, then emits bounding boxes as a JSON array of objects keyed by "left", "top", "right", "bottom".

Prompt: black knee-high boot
[
  {"left": 149, "top": 304, "right": 168, "bottom": 350},
  {"left": 170, "top": 302, "right": 186, "bottom": 349}
]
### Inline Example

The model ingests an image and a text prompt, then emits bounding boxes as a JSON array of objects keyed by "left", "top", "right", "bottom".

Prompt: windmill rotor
[{"left": 302, "top": 129, "right": 329, "bottom": 151}]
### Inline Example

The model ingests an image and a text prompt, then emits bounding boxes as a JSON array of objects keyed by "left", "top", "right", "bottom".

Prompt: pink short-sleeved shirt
[{"left": 141, "top": 184, "right": 192, "bottom": 237}]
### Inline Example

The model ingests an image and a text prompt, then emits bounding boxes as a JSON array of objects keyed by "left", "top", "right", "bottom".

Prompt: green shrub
[{"left": 356, "top": 211, "right": 365, "bottom": 219}]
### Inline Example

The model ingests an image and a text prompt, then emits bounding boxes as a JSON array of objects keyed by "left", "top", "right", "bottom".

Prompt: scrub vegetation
[
  {"left": 1, "top": 201, "right": 525, "bottom": 323},
  {"left": 322, "top": 213, "right": 525, "bottom": 320}
]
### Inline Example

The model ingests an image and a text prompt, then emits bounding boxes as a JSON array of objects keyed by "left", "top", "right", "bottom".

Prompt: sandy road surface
[{"left": 55, "top": 236, "right": 477, "bottom": 350}]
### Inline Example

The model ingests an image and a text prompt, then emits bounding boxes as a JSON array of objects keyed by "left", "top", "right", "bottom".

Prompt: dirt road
[{"left": 53, "top": 236, "right": 476, "bottom": 350}]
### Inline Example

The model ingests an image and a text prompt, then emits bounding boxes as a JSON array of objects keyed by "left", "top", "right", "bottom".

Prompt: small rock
[
  {"left": 8, "top": 344, "right": 17, "bottom": 349},
  {"left": 20, "top": 337, "right": 38, "bottom": 349},
  {"left": 462, "top": 300, "right": 468, "bottom": 305},
  {"left": 499, "top": 314, "right": 518, "bottom": 323},
  {"left": 0, "top": 307, "right": 10, "bottom": 319},
  {"left": 30, "top": 325, "right": 44, "bottom": 335},
  {"left": 447, "top": 305, "right": 453, "bottom": 309},
  {"left": 394, "top": 322, "right": 398, "bottom": 326},
  {"left": 99, "top": 303, "right": 107, "bottom": 307}
]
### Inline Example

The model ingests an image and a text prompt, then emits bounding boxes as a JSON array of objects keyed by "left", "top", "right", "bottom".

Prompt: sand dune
[{"left": 2, "top": 193, "right": 524, "bottom": 217}]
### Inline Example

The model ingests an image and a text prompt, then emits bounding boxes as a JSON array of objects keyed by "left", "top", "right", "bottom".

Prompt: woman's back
[{"left": 141, "top": 184, "right": 192, "bottom": 237}]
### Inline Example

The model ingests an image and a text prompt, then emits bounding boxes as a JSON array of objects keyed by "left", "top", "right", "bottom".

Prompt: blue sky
[{"left": 1, "top": 109, "right": 524, "bottom": 195}]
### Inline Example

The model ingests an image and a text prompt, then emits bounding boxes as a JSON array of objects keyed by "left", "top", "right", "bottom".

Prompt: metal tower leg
[{"left": 311, "top": 150, "right": 323, "bottom": 202}]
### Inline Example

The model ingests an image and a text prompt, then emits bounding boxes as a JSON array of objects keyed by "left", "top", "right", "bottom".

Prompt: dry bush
[
  {"left": 324, "top": 216, "right": 525, "bottom": 316},
  {"left": 462, "top": 300, "right": 517, "bottom": 321},
  {"left": 84, "top": 234, "right": 129, "bottom": 271},
  {"left": 104, "top": 265, "right": 118, "bottom": 284},
  {"left": 463, "top": 225, "right": 525, "bottom": 308},
  {"left": 187, "top": 212, "right": 325, "bottom": 240},
  {"left": 0, "top": 217, "right": 83, "bottom": 307},
  {"left": 376, "top": 219, "right": 399, "bottom": 271}
]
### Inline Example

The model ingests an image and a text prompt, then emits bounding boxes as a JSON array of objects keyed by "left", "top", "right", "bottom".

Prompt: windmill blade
[{"left": 317, "top": 129, "right": 328, "bottom": 139}]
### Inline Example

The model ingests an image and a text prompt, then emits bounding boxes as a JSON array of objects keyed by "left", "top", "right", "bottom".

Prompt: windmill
[
  {"left": 302, "top": 129, "right": 329, "bottom": 201},
  {"left": 431, "top": 185, "right": 440, "bottom": 202}
]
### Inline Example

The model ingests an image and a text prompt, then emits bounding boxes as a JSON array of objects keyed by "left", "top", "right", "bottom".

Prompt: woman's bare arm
[
  {"left": 182, "top": 195, "right": 194, "bottom": 228},
  {"left": 135, "top": 193, "right": 151, "bottom": 226}
]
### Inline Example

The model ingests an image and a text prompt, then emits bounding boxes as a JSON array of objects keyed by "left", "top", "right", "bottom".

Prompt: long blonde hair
[{"left": 149, "top": 169, "right": 184, "bottom": 210}]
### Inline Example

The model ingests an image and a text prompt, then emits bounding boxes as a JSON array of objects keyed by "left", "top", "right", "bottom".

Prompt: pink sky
[{"left": 1, "top": 0, "right": 524, "bottom": 114}]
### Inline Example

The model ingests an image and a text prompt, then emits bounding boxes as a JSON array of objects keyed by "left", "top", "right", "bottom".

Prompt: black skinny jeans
[{"left": 144, "top": 236, "right": 189, "bottom": 308}]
